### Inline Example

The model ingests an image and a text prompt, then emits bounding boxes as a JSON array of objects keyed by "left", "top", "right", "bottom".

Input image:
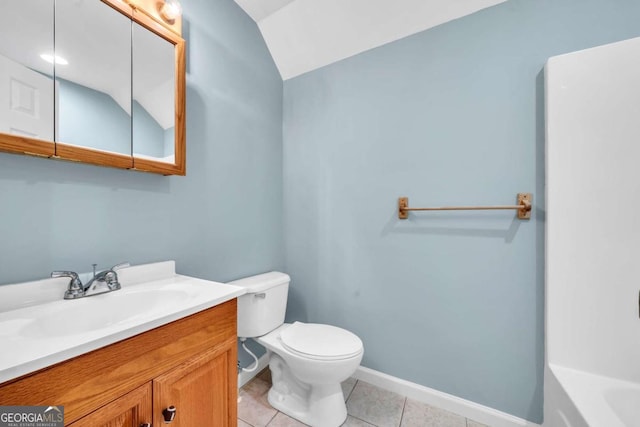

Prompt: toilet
[{"left": 230, "top": 272, "right": 363, "bottom": 427}]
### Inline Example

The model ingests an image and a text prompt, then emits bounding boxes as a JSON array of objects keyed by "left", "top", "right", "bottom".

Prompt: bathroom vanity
[
  {"left": 0, "top": 302, "right": 236, "bottom": 426},
  {"left": 0, "top": 262, "right": 245, "bottom": 426}
]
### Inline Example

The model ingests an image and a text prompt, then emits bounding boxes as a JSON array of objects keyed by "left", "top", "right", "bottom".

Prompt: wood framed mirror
[
  {"left": 0, "top": 0, "right": 186, "bottom": 176},
  {"left": 130, "top": 5, "right": 186, "bottom": 175}
]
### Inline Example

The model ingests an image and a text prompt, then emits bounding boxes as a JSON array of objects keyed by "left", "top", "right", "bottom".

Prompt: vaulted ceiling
[{"left": 234, "top": 0, "right": 507, "bottom": 80}]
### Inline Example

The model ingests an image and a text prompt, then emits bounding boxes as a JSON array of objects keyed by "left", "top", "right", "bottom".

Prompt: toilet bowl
[{"left": 229, "top": 272, "right": 364, "bottom": 427}]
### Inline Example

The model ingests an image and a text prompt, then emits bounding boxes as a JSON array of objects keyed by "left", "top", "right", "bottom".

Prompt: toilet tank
[{"left": 228, "top": 271, "right": 290, "bottom": 338}]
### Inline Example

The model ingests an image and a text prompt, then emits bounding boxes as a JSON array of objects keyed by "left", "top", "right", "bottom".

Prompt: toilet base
[
  {"left": 267, "top": 382, "right": 347, "bottom": 427},
  {"left": 267, "top": 353, "right": 348, "bottom": 427}
]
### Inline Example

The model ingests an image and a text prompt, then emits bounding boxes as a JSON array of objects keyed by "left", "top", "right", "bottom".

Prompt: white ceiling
[{"left": 235, "top": 0, "right": 507, "bottom": 80}]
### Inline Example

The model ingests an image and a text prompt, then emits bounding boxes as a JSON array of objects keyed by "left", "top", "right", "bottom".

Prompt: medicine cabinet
[{"left": 0, "top": 0, "right": 186, "bottom": 175}]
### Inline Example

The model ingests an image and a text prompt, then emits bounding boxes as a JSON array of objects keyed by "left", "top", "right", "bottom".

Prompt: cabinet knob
[
  {"left": 140, "top": 424, "right": 151, "bottom": 427},
  {"left": 162, "top": 406, "right": 177, "bottom": 423}
]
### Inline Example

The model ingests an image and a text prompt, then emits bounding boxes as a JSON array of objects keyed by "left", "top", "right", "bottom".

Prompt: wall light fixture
[{"left": 159, "top": 0, "right": 182, "bottom": 22}]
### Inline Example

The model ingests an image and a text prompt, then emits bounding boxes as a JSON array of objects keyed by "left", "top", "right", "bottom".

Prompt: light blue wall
[
  {"left": 164, "top": 126, "right": 175, "bottom": 158},
  {"left": 283, "top": 0, "right": 640, "bottom": 422},
  {"left": 59, "top": 85, "right": 178, "bottom": 159},
  {"left": 58, "top": 78, "right": 131, "bottom": 155},
  {"left": 132, "top": 100, "right": 163, "bottom": 158},
  {"left": 0, "top": 0, "right": 283, "bottom": 293}
]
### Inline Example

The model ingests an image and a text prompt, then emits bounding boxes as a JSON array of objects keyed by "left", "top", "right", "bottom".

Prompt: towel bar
[{"left": 398, "top": 193, "right": 532, "bottom": 220}]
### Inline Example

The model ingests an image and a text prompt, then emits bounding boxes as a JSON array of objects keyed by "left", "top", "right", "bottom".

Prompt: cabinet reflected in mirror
[
  {"left": 55, "top": 0, "right": 132, "bottom": 166},
  {"left": 133, "top": 22, "right": 175, "bottom": 164},
  {"left": 0, "top": 1, "right": 55, "bottom": 155}
]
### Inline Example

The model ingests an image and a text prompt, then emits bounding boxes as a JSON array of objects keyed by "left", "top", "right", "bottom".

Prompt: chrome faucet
[{"left": 51, "top": 262, "right": 130, "bottom": 299}]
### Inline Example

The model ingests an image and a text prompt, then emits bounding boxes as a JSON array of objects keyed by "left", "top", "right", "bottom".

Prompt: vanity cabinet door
[
  {"left": 66, "top": 383, "right": 152, "bottom": 427},
  {"left": 153, "top": 347, "right": 231, "bottom": 426}
]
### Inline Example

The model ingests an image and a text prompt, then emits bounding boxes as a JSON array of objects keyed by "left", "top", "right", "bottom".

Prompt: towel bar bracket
[
  {"left": 398, "top": 197, "right": 410, "bottom": 219},
  {"left": 516, "top": 193, "right": 532, "bottom": 220}
]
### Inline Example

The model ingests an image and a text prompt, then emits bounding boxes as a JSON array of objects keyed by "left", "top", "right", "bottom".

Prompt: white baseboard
[
  {"left": 238, "top": 354, "right": 269, "bottom": 388},
  {"left": 353, "top": 366, "right": 541, "bottom": 427}
]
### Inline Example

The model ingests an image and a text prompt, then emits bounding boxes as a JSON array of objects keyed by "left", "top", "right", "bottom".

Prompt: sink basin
[{"left": 22, "top": 288, "right": 190, "bottom": 337}]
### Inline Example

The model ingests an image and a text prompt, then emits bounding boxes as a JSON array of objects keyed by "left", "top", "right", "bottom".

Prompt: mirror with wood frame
[
  {"left": 0, "top": 0, "right": 186, "bottom": 176},
  {"left": 130, "top": 7, "right": 185, "bottom": 175}
]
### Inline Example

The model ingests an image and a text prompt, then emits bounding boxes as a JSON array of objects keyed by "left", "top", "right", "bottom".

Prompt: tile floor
[{"left": 238, "top": 369, "right": 490, "bottom": 427}]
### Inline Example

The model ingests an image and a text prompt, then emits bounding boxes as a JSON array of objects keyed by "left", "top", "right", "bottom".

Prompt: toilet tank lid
[{"left": 227, "top": 271, "right": 290, "bottom": 293}]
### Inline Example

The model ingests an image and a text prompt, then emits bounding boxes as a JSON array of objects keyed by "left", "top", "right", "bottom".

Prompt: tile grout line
[
  {"left": 238, "top": 415, "right": 255, "bottom": 427},
  {"left": 344, "top": 380, "right": 371, "bottom": 426},
  {"left": 264, "top": 408, "right": 279, "bottom": 426},
  {"left": 344, "top": 381, "right": 377, "bottom": 427},
  {"left": 348, "top": 414, "right": 378, "bottom": 426},
  {"left": 397, "top": 397, "right": 407, "bottom": 427},
  {"left": 345, "top": 379, "right": 358, "bottom": 402}
]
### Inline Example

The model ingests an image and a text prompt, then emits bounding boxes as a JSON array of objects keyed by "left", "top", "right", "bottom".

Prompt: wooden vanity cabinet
[
  {"left": 153, "top": 346, "right": 231, "bottom": 426},
  {"left": 0, "top": 299, "right": 238, "bottom": 427},
  {"left": 67, "top": 383, "right": 152, "bottom": 427}
]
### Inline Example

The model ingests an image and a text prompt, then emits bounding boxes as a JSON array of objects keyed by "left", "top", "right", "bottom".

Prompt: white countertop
[{"left": 0, "top": 261, "right": 245, "bottom": 384}]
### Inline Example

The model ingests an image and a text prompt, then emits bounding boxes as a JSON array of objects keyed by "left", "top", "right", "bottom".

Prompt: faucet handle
[
  {"left": 111, "top": 262, "right": 130, "bottom": 271},
  {"left": 104, "top": 262, "right": 129, "bottom": 291},
  {"left": 51, "top": 271, "right": 84, "bottom": 299},
  {"left": 51, "top": 270, "right": 80, "bottom": 282}
]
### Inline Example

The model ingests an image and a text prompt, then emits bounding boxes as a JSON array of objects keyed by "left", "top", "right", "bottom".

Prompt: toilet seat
[{"left": 280, "top": 322, "right": 363, "bottom": 361}]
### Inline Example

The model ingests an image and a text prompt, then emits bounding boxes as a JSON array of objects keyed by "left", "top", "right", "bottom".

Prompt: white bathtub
[{"left": 546, "top": 364, "right": 640, "bottom": 427}]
